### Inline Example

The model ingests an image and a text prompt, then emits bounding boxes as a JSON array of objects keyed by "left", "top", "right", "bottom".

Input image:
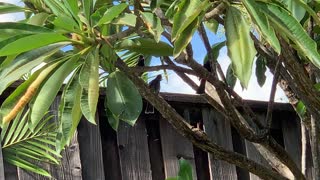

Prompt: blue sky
[{"left": 0, "top": 0, "right": 288, "bottom": 102}]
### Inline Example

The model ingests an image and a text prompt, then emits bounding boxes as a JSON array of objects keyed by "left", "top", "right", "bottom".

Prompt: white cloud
[{"left": 160, "top": 71, "right": 199, "bottom": 94}]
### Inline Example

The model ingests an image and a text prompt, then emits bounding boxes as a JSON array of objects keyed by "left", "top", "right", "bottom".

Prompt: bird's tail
[
  {"left": 145, "top": 102, "right": 154, "bottom": 114},
  {"left": 196, "top": 79, "right": 206, "bottom": 94}
]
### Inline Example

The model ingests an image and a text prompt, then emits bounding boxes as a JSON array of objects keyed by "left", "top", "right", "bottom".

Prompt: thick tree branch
[{"left": 115, "top": 58, "right": 288, "bottom": 180}]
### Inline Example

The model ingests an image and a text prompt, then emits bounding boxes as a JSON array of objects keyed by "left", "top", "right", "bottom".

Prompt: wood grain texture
[
  {"left": 144, "top": 116, "right": 166, "bottom": 180},
  {"left": 202, "top": 107, "right": 237, "bottom": 180},
  {"left": 4, "top": 162, "right": 17, "bottom": 180},
  {"left": 77, "top": 113, "right": 105, "bottom": 180},
  {"left": 159, "top": 109, "right": 197, "bottom": 179},
  {"left": 0, "top": 143, "right": 5, "bottom": 180},
  {"left": 98, "top": 101, "right": 122, "bottom": 180},
  {"left": 118, "top": 118, "right": 152, "bottom": 180},
  {"left": 17, "top": 98, "right": 83, "bottom": 180}
]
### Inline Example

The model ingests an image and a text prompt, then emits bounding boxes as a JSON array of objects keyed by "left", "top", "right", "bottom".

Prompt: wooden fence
[{"left": 0, "top": 92, "right": 314, "bottom": 180}]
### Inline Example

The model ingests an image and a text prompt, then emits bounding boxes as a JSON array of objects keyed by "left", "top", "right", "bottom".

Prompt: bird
[
  {"left": 145, "top": 74, "right": 162, "bottom": 114},
  {"left": 137, "top": 55, "right": 145, "bottom": 76},
  {"left": 196, "top": 60, "right": 211, "bottom": 94}
]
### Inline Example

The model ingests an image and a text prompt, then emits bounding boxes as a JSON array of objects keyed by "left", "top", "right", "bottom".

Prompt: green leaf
[
  {"left": 0, "top": 2, "right": 26, "bottom": 14},
  {"left": 27, "top": 13, "right": 50, "bottom": 26},
  {"left": 141, "top": 12, "right": 164, "bottom": 42},
  {"left": 30, "top": 55, "right": 79, "bottom": 129},
  {"left": 79, "top": 50, "right": 100, "bottom": 125},
  {"left": 282, "top": 0, "right": 306, "bottom": 22},
  {"left": 43, "top": 0, "right": 71, "bottom": 17},
  {"left": 242, "top": 0, "right": 281, "bottom": 54},
  {"left": 258, "top": 2, "right": 320, "bottom": 70},
  {"left": 53, "top": 15, "right": 80, "bottom": 32},
  {"left": 63, "top": 0, "right": 80, "bottom": 20},
  {"left": 0, "top": 43, "right": 68, "bottom": 95},
  {"left": 255, "top": 55, "right": 267, "bottom": 87},
  {"left": 171, "top": 0, "right": 211, "bottom": 41},
  {"left": 115, "top": 38, "right": 173, "bottom": 56},
  {"left": 106, "top": 71, "right": 142, "bottom": 124},
  {"left": 226, "top": 64, "right": 237, "bottom": 89},
  {"left": 178, "top": 158, "right": 193, "bottom": 180},
  {"left": 105, "top": 106, "right": 120, "bottom": 131},
  {"left": 1, "top": 109, "right": 59, "bottom": 177},
  {"left": 226, "top": 6, "right": 256, "bottom": 88},
  {"left": 82, "top": 0, "right": 93, "bottom": 22},
  {"left": 296, "top": 101, "right": 306, "bottom": 117},
  {"left": 112, "top": 13, "right": 137, "bottom": 27},
  {"left": 204, "top": 19, "right": 219, "bottom": 34},
  {"left": 97, "top": 3, "right": 128, "bottom": 26},
  {"left": 0, "top": 33, "right": 70, "bottom": 56},
  {"left": 0, "top": 22, "right": 53, "bottom": 33},
  {"left": 173, "top": 17, "right": 199, "bottom": 58},
  {"left": 57, "top": 67, "right": 82, "bottom": 152},
  {"left": 203, "top": 41, "right": 226, "bottom": 63}
]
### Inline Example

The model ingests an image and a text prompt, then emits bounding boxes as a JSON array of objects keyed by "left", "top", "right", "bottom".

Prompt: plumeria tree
[{"left": 0, "top": 0, "right": 320, "bottom": 179}]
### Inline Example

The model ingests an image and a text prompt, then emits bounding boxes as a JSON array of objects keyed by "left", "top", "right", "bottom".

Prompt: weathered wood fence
[{"left": 0, "top": 92, "right": 314, "bottom": 180}]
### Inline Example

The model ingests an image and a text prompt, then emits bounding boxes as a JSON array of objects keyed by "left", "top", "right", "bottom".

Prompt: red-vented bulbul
[
  {"left": 196, "top": 60, "right": 211, "bottom": 94},
  {"left": 145, "top": 74, "right": 162, "bottom": 114}
]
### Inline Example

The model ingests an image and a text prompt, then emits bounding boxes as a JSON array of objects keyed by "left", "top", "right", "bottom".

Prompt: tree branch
[
  {"left": 131, "top": 65, "right": 196, "bottom": 75},
  {"left": 115, "top": 58, "right": 288, "bottom": 180}
]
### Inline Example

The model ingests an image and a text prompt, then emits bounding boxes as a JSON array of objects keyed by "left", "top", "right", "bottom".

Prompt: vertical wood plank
[
  {"left": 281, "top": 113, "right": 301, "bottom": 169},
  {"left": 4, "top": 163, "right": 17, "bottom": 180},
  {"left": 159, "top": 109, "right": 197, "bottom": 179},
  {"left": 77, "top": 113, "right": 105, "bottom": 180},
  {"left": 0, "top": 143, "right": 5, "bottom": 180},
  {"left": 118, "top": 118, "right": 152, "bottom": 180},
  {"left": 202, "top": 108, "right": 237, "bottom": 180},
  {"left": 98, "top": 101, "right": 122, "bottom": 180},
  {"left": 145, "top": 115, "right": 166, "bottom": 180}
]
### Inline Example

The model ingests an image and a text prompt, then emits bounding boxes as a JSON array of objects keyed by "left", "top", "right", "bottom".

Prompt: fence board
[
  {"left": 98, "top": 103, "right": 122, "bottom": 180},
  {"left": 118, "top": 117, "right": 152, "bottom": 180},
  {"left": 77, "top": 114, "right": 105, "bottom": 180},
  {"left": 0, "top": 143, "right": 5, "bottom": 180},
  {"left": 145, "top": 115, "right": 166, "bottom": 180},
  {"left": 202, "top": 108, "right": 237, "bottom": 180},
  {"left": 4, "top": 162, "right": 17, "bottom": 180},
  {"left": 159, "top": 110, "right": 197, "bottom": 179}
]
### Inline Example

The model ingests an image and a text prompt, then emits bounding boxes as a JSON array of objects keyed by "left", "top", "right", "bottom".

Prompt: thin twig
[
  {"left": 131, "top": 65, "right": 196, "bottom": 75},
  {"left": 266, "top": 57, "right": 281, "bottom": 130}
]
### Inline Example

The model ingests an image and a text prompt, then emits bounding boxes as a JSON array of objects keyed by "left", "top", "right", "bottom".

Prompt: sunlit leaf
[
  {"left": 141, "top": 12, "right": 164, "bottom": 42},
  {"left": 97, "top": 3, "right": 128, "bottom": 26},
  {"left": 226, "top": 6, "right": 256, "bottom": 88},
  {"left": 115, "top": 38, "right": 173, "bottom": 56},
  {"left": 0, "top": 33, "right": 70, "bottom": 56},
  {"left": 79, "top": 50, "right": 100, "bottom": 125}
]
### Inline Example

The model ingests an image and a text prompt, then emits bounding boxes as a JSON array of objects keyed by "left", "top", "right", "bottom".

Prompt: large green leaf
[
  {"left": 242, "top": 0, "right": 281, "bottom": 54},
  {"left": 82, "top": 0, "right": 93, "bottom": 22},
  {"left": 63, "top": 0, "right": 80, "bottom": 21},
  {"left": 258, "top": 2, "right": 320, "bottom": 69},
  {"left": 141, "top": 12, "right": 164, "bottom": 42},
  {"left": 57, "top": 67, "right": 82, "bottom": 152},
  {"left": 173, "top": 17, "right": 199, "bottom": 58},
  {"left": 0, "top": 22, "right": 53, "bottom": 33},
  {"left": 255, "top": 54, "right": 267, "bottom": 87},
  {"left": 0, "top": 2, "right": 26, "bottom": 14},
  {"left": 226, "top": 6, "right": 256, "bottom": 88},
  {"left": 282, "top": 0, "right": 306, "bottom": 22},
  {"left": 1, "top": 109, "right": 60, "bottom": 177},
  {"left": 79, "top": 50, "right": 100, "bottom": 124},
  {"left": 112, "top": 13, "right": 137, "bottom": 27},
  {"left": 30, "top": 55, "right": 80, "bottom": 128},
  {"left": 43, "top": 0, "right": 71, "bottom": 17},
  {"left": 115, "top": 38, "right": 173, "bottom": 56},
  {"left": 0, "top": 43, "right": 68, "bottom": 95},
  {"left": 171, "top": 0, "right": 211, "bottom": 41},
  {"left": 0, "top": 62, "right": 61, "bottom": 126},
  {"left": 106, "top": 71, "right": 142, "bottom": 124},
  {"left": 0, "top": 33, "right": 70, "bottom": 56},
  {"left": 96, "top": 3, "right": 128, "bottom": 26}
]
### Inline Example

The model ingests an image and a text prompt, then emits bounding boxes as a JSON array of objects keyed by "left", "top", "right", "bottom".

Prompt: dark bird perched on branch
[
  {"left": 145, "top": 75, "right": 162, "bottom": 114},
  {"left": 137, "top": 55, "right": 145, "bottom": 76},
  {"left": 196, "top": 60, "right": 212, "bottom": 94}
]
